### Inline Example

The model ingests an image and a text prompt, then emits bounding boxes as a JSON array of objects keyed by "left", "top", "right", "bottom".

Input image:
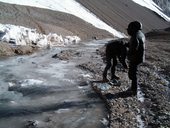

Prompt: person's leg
[
  {"left": 119, "top": 56, "right": 128, "bottom": 69},
  {"left": 111, "top": 56, "right": 119, "bottom": 80},
  {"left": 103, "top": 58, "right": 111, "bottom": 82},
  {"left": 128, "top": 63, "right": 138, "bottom": 94},
  {"left": 119, "top": 46, "right": 128, "bottom": 69},
  {"left": 131, "top": 77, "right": 137, "bottom": 93}
]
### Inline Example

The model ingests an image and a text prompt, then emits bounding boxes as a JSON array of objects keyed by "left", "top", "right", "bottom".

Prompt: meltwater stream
[{"left": 0, "top": 40, "right": 108, "bottom": 128}]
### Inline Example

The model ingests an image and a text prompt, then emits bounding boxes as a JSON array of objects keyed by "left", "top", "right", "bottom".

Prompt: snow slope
[{"left": 0, "top": 0, "right": 169, "bottom": 47}]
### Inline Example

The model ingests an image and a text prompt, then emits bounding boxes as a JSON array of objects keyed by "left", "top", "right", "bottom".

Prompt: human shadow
[
  {"left": 0, "top": 100, "right": 102, "bottom": 118},
  {"left": 90, "top": 80, "right": 105, "bottom": 84},
  {"left": 104, "top": 90, "right": 135, "bottom": 100},
  {"left": 8, "top": 84, "right": 79, "bottom": 97}
]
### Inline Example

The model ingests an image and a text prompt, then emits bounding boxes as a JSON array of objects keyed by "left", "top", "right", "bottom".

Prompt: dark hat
[{"left": 127, "top": 21, "right": 142, "bottom": 31}]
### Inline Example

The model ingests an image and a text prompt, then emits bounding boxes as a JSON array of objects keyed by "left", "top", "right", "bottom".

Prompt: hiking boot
[
  {"left": 126, "top": 88, "right": 137, "bottom": 96},
  {"left": 102, "top": 77, "right": 109, "bottom": 82},
  {"left": 109, "top": 79, "right": 121, "bottom": 86}
]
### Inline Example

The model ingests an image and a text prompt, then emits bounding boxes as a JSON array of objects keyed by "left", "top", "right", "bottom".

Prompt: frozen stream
[{"left": 0, "top": 40, "right": 108, "bottom": 128}]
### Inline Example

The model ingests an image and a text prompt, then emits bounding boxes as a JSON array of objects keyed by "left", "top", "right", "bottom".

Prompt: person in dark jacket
[
  {"left": 103, "top": 39, "right": 128, "bottom": 82},
  {"left": 126, "top": 21, "right": 145, "bottom": 95}
]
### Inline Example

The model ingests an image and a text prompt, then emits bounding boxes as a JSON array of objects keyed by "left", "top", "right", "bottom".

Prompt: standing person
[
  {"left": 126, "top": 21, "right": 145, "bottom": 95},
  {"left": 102, "top": 39, "right": 128, "bottom": 82}
]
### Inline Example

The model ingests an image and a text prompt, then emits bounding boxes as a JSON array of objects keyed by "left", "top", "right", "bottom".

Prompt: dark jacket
[
  {"left": 106, "top": 39, "right": 128, "bottom": 60},
  {"left": 128, "top": 30, "right": 145, "bottom": 65}
]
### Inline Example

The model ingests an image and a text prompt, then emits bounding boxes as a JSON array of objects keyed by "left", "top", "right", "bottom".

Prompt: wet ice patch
[
  {"left": 20, "top": 79, "right": 43, "bottom": 87},
  {"left": 137, "top": 115, "right": 145, "bottom": 128},
  {"left": 80, "top": 73, "right": 93, "bottom": 79},
  {"left": 78, "top": 86, "right": 86, "bottom": 89},
  {"left": 9, "top": 100, "right": 17, "bottom": 104},
  {"left": 137, "top": 86, "right": 145, "bottom": 128},
  {"left": 8, "top": 82, "right": 15, "bottom": 87},
  {"left": 137, "top": 86, "right": 145, "bottom": 103},
  {"left": 0, "top": 91, "right": 23, "bottom": 102},
  {"left": 76, "top": 117, "right": 86, "bottom": 123},
  {"left": 62, "top": 79, "right": 75, "bottom": 84},
  {"left": 0, "top": 64, "right": 4, "bottom": 67},
  {"left": 38, "top": 63, "right": 69, "bottom": 76},
  {"left": 100, "top": 118, "right": 109, "bottom": 126},
  {"left": 16, "top": 57, "right": 26, "bottom": 63},
  {"left": 56, "top": 108, "right": 70, "bottom": 113},
  {"left": 93, "top": 83, "right": 112, "bottom": 92}
]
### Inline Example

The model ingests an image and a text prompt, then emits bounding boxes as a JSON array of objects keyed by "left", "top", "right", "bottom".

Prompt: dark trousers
[
  {"left": 103, "top": 56, "right": 117, "bottom": 80},
  {"left": 128, "top": 63, "right": 138, "bottom": 92}
]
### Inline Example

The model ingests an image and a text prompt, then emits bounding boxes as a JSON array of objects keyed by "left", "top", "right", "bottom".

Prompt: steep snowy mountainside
[{"left": 77, "top": 0, "right": 169, "bottom": 34}]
